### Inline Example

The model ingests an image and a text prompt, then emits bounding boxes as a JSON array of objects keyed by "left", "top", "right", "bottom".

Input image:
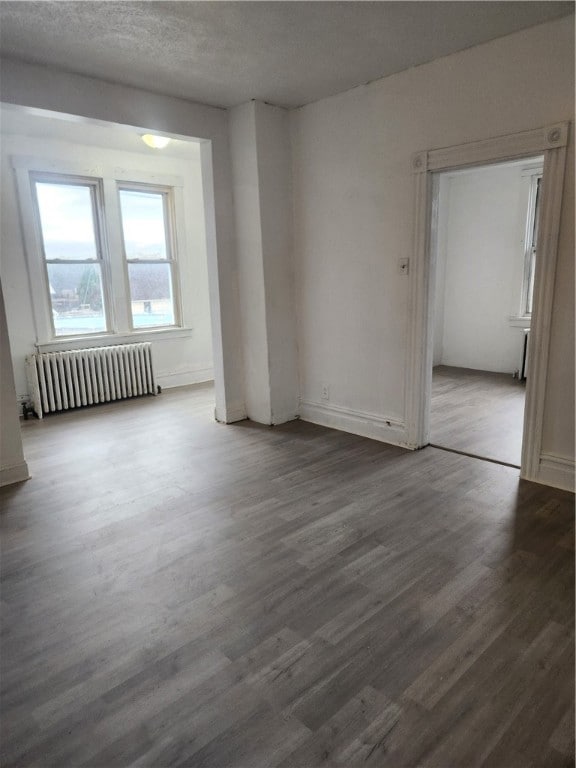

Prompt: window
[
  {"left": 27, "top": 171, "right": 182, "bottom": 341},
  {"left": 34, "top": 177, "right": 108, "bottom": 336},
  {"left": 521, "top": 171, "right": 542, "bottom": 317},
  {"left": 118, "top": 187, "right": 177, "bottom": 330}
]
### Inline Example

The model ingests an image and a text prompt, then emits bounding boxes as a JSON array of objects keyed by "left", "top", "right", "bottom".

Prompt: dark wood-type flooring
[
  {"left": 1, "top": 384, "right": 574, "bottom": 767},
  {"left": 431, "top": 366, "right": 526, "bottom": 467}
]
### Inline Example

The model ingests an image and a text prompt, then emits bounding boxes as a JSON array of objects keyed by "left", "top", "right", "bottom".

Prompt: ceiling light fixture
[{"left": 141, "top": 134, "right": 171, "bottom": 149}]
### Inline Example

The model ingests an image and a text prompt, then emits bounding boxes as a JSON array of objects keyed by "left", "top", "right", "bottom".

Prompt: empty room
[
  {"left": 0, "top": 3, "right": 574, "bottom": 767},
  {"left": 430, "top": 157, "right": 544, "bottom": 467}
]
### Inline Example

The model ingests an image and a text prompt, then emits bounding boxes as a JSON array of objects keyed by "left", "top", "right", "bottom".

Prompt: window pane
[
  {"left": 35, "top": 182, "right": 98, "bottom": 260},
  {"left": 128, "top": 263, "right": 175, "bottom": 328},
  {"left": 119, "top": 190, "right": 168, "bottom": 260},
  {"left": 47, "top": 263, "right": 106, "bottom": 336}
]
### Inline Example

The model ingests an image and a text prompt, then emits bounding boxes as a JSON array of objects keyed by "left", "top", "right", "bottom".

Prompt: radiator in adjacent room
[
  {"left": 25, "top": 343, "right": 158, "bottom": 418},
  {"left": 521, "top": 328, "right": 530, "bottom": 381}
]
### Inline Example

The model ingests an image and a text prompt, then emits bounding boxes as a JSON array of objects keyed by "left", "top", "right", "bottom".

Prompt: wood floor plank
[
  {"left": 1, "top": 383, "right": 573, "bottom": 767},
  {"left": 431, "top": 365, "right": 526, "bottom": 466}
]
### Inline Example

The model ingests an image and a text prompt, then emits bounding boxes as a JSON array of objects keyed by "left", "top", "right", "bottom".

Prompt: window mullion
[
  {"left": 102, "top": 178, "right": 131, "bottom": 334},
  {"left": 90, "top": 182, "right": 113, "bottom": 334}
]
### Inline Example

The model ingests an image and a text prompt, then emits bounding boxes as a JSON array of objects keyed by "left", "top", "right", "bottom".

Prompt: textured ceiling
[{"left": 0, "top": 1, "right": 572, "bottom": 109}]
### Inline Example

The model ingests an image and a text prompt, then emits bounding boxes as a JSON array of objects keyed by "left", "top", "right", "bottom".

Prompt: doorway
[
  {"left": 429, "top": 158, "right": 543, "bottom": 467},
  {"left": 405, "top": 122, "right": 568, "bottom": 484}
]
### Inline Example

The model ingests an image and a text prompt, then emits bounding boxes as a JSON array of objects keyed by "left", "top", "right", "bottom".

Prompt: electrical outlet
[
  {"left": 321, "top": 384, "right": 330, "bottom": 401},
  {"left": 398, "top": 258, "right": 409, "bottom": 275}
]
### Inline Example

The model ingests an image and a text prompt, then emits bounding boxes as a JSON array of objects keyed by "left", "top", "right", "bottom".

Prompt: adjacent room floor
[
  {"left": 1, "top": 384, "right": 573, "bottom": 768},
  {"left": 431, "top": 365, "right": 527, "bottom": 467}
]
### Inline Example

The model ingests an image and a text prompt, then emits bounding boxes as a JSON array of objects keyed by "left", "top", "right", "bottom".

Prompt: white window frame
[
  {"left": 117, "top": 182, "right": 183, "bottom": 332},
  {"left": 30, "top": 171, "right": 113, "bottom": 339},
  {"left": 520, "top": 168, "right": 543, "bottom": 318},
  {"left": 12, "top": 155, "right": 191, "bottom": 351}
]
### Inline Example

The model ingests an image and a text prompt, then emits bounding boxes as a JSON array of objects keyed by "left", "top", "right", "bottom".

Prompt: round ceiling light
[{"left": 141, "top": 134, "right": 171, "bottom": 149}]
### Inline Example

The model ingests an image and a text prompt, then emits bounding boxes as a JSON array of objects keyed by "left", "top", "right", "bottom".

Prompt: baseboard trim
[
  {"left": 156, "top": 367, "right": 214, "bottom": 389},
  {"left": 0, "top": 461, "right": 30, "bottom": 487},
  {"left": 299, "top": 400, "right": 409, "bottom": 449},
  {"left": 534, "top": 453, "right": 575, "bottom": 492}
]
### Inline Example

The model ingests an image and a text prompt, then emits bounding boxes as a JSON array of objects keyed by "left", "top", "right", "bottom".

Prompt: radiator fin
[{"left": 26, "top": 343, "right": 157, "bottom": 418}]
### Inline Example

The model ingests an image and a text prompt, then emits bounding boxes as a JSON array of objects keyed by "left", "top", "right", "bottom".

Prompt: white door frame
[{"left": 405, "top": 122, "right": 569, "bottom": 482}]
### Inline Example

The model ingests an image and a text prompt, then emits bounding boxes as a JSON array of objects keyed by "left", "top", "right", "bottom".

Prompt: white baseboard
[
  {"left": 299, "top": 400, "right": 409, "bottom": 449},
  {"left": 156, "top": 367, "right": 214, "bottom": 389},
  {"left": 535, "top": 453, "right": 575, "bottom": 492},
  {"left": 0, "top": 461, "right": 30, "bottom": 487}
]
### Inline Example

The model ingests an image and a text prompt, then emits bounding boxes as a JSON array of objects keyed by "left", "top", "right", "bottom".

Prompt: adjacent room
[
  {"left": 430, "top": 157, "right": 544, "bottom": 467},
  {"left": 0, "top": 3, "right": 574, "bottom": 767},
  {"left": 0, "top": 107, "right": 215, "bottom": 418}
]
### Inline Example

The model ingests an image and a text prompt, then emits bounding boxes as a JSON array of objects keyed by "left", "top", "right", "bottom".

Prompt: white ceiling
[{"left": 0, "top": 2, "right": 573, "bottom": 110}]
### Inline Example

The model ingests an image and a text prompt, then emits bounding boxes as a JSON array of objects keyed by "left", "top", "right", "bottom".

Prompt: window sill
[
  {"left": 508, "top": 316, "right": 532, "bottom": 328},
  {"left": 36, "top": 327, "right": 193, "bottom": 353}
]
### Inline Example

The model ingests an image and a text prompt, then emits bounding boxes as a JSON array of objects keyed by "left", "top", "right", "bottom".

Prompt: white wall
[
  {"left": 291, "top": 16, "right": 574, "bottom": 466},
  {"left": 0, "top": 110, "right": 214, "bottom": 402},
  {"left": 433, "top": 162, "right": 541, "bottom": 373},
  {"left": 255, "top": 102, "right": 299, "bottom": 425},
  {"left": 0, "top": 282, "right": 29, "bottom": 486},
  {"left": 230, "top": 101, "right": 271, "bottom": 423},
  {"left": 229, "top": 101, "right": 298, "bottom": 424}
]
